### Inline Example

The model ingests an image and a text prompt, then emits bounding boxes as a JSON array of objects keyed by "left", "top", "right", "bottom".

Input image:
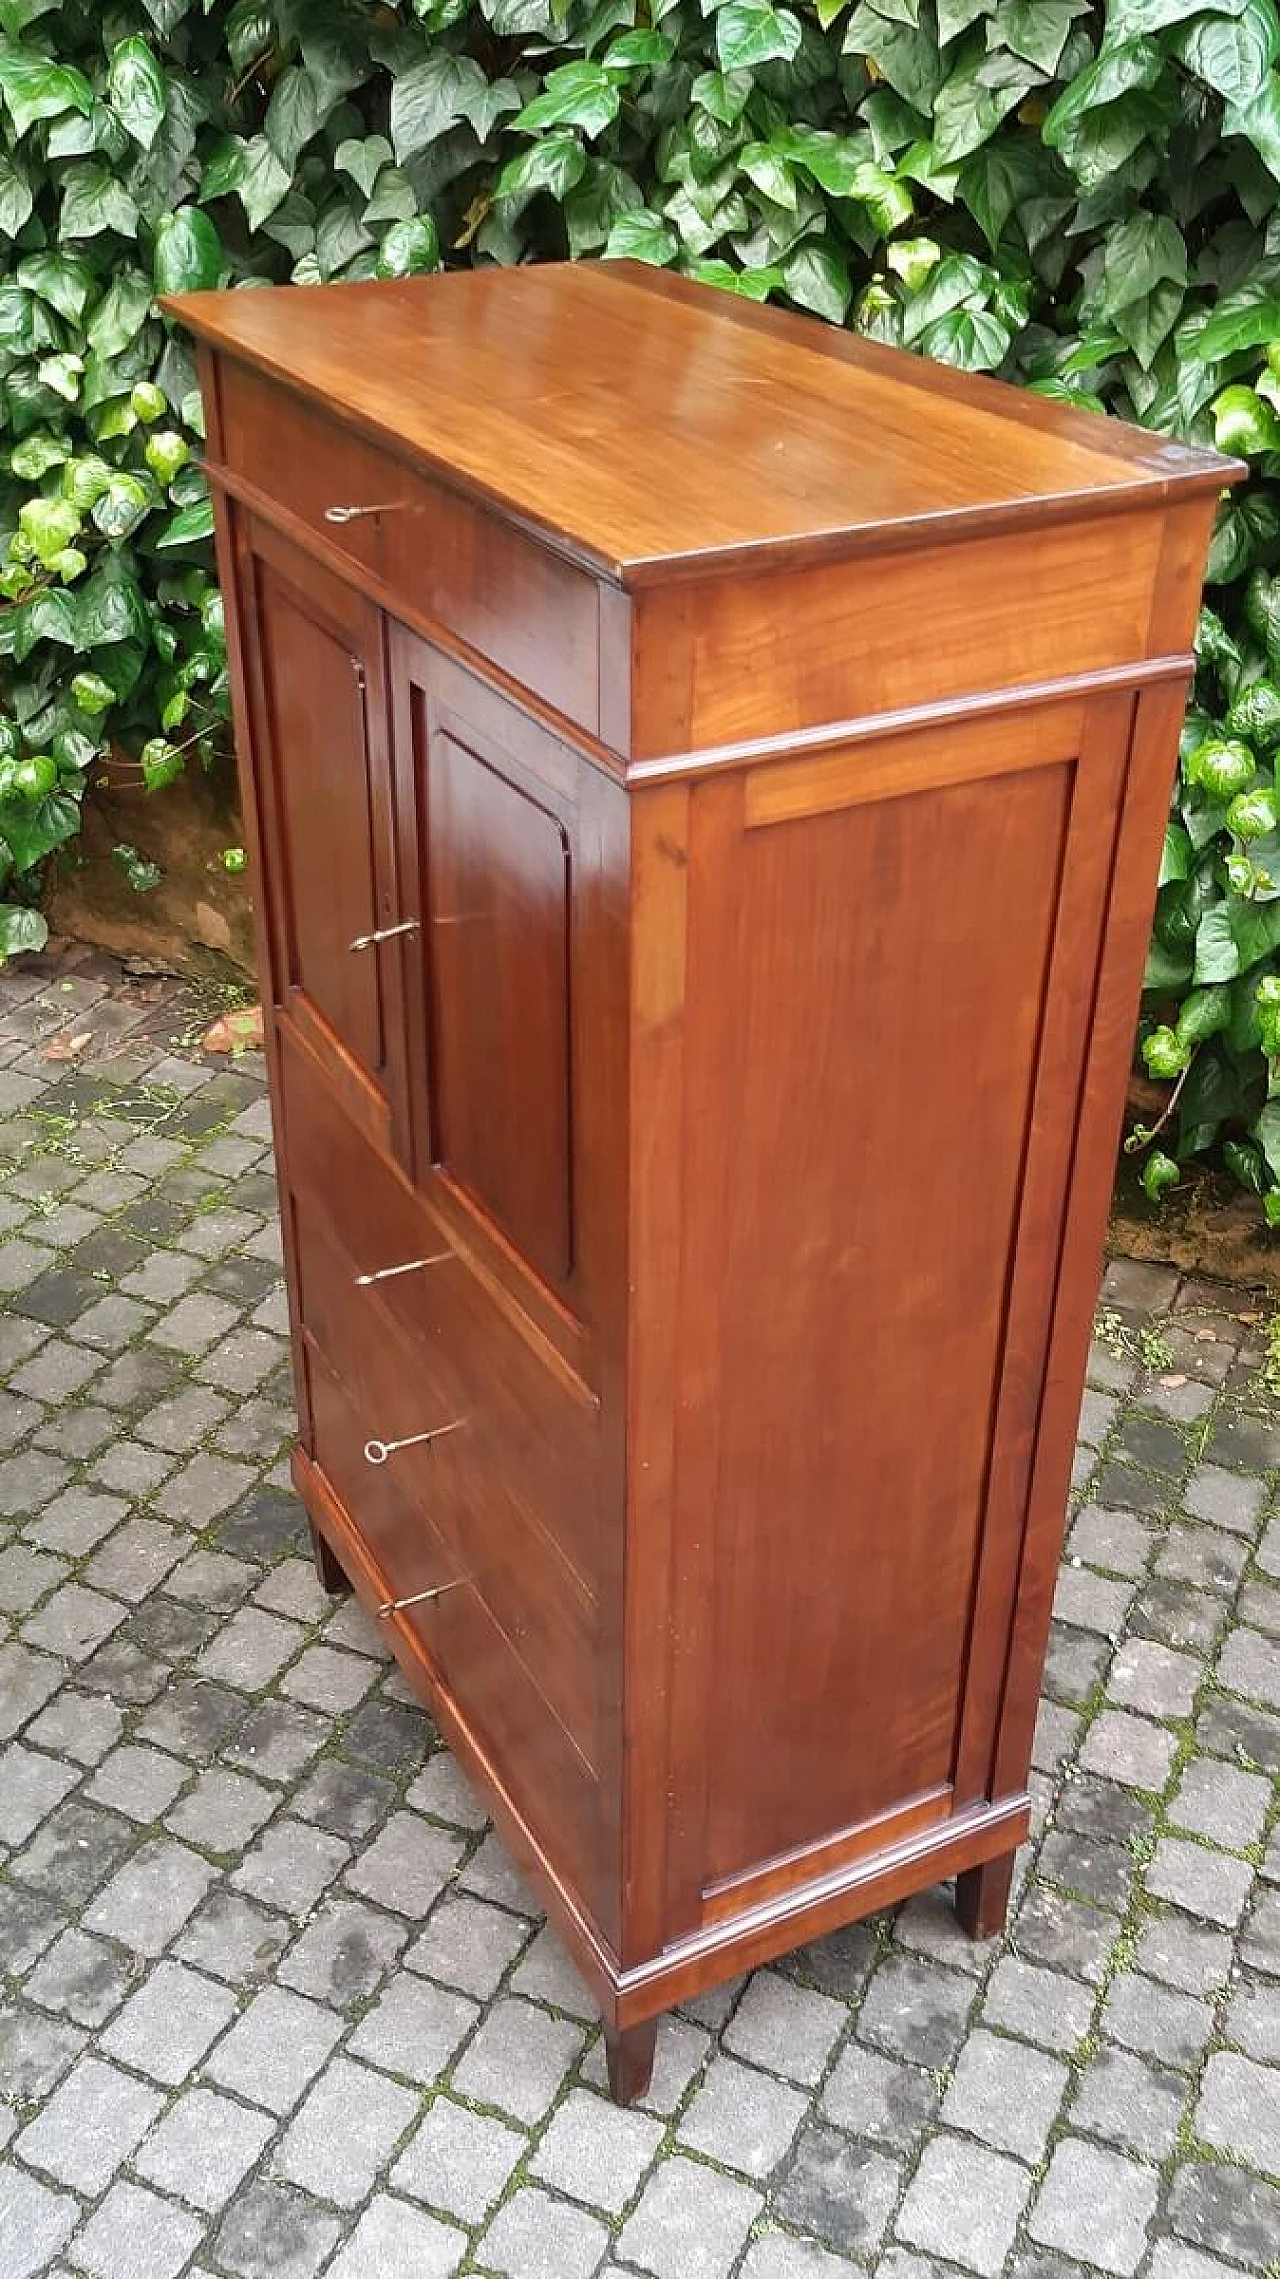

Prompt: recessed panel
[
  {"left": 686, "top": 759, "right": 1074, "bottom": 1886},
  {"left": 258, "top": 566, "right": 385, "bottom": 1081},
  {"left": 426, "top": 731, "right": 573, "bottom": 1287}
]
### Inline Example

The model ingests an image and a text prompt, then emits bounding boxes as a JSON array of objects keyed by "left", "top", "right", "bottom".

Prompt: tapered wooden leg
[
  {"left": 309, "top": 1518, "right": 351, "bottom": 1596},
  {"left": 604, "top": 2018, "right": 658, "bottom": 2106},
  {"left": 955, "top": 1849, "right": 1016, "bottom": 1941}
]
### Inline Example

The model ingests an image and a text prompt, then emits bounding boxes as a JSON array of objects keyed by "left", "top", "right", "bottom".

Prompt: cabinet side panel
[{"left": 670, "top": 743, "right": 1075, "bottom": 1891}]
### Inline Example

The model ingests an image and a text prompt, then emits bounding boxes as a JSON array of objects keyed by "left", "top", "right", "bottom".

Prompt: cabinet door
[
  {"left": 239, "top": 520, "right": 411, "bottom": 1164},
  {"left": 388, "top": 627, "right": 578, "bottom": 1297}
]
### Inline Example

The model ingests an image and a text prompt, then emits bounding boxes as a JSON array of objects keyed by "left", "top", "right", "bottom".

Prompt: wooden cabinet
[{"left": 171, "top": 263, "right": 1235, "bottom": 2103}]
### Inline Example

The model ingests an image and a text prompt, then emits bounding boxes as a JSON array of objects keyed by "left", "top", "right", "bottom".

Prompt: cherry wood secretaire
[{"left": 169, "top": 264, "right": 1234, "bottom": 2102}]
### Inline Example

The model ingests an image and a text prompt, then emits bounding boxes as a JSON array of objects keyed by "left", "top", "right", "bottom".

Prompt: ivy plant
[{"left": 3, "top": 0, "right": 1280, "bottom": 1209}]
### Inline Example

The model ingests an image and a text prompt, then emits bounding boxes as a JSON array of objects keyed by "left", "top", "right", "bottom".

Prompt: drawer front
[
  {"left": 280, "top": 1030, "right": 601, "bottom": 1769},
  {"left": 216, "top": 360, "right": 601, "bottom": 733},
  {"left": 278, "top": 1015, "right": 601, "bottom": 1594}
]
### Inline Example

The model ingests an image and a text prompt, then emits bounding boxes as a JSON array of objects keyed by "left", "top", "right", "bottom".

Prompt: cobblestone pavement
[{"left": 0, "top": 948, "right": 1277, "bottom": 2279}]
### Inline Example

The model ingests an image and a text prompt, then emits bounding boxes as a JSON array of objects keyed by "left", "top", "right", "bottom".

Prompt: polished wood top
[{"left": 168, "top": 262, "right": 1235, "bottom": 586}]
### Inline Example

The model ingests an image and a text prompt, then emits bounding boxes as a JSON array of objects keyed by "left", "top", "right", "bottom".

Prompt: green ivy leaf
[
  {"left": 918, "top": 304, "right": 1012, "bottom": 369},
  {"left": 153, "top": 207, "right": 224, "bottom": 294},
  {"left": 495, "top": 129, "right": 588, "bottom": 201},
  {"left": 1043, "top": 38, "right": 1163, "bottom": 148},
  {"left": 16, "top": 251, "right": 95, "bottom": 324},
  {"left": 0, "top": 904, "right": 48, "bottom": 959},
  {"left": 1175, "top": 1, "right": 1280, "bottom": 107},
  {"left": 335, "top": 134, "right": 393, "bottom": 200},
  {"left": 391, "top": 53, "right": 489, "bottom": 161},
  {"left": 782, "top": 239, "right": 851, "bottom": 322},
  {"left": 0, "top": 147, "right": 32, "bottom": 235},
  {"left": 716, "top": 2, "right": 803, "bottom": 73},
  {"left": 236, "top": 136, "right": 292, "bottom": 231},
  {"left": 265, "top": 64, "right": 323, "bottom": 172},
  {"left": 374, "top": 215, "right": 441, "bottom": 276},
  {"left": 604, "top": 209, "right": 679, "bottom": 262},
  {"left": 75, "top": 564, "right": 149, "bottom": 645},
  {"left": 0, "top": 789, "right": 79, "bottom": 869},
  {"left": 12, "top": 588, "right": 78, "bottom": 661},
  {"left": 111, "top": 840, "right": 161, "bottom": 893},
  {"left": 514, "top": 62, "right": 621, "bottom": 138},
  {"left": 154, "top": 498, "right": 214, "bottom": 548},
  {"left": 61, "top": 160, "right": 140, "bottom": 240},
  {"left": 108, "top": 34, "right": 166, "bottom": 149},
  {"left": 0, "top": 51, "right": 93, "bottom": 136},
  {"left": 87, "top": 271, "right": 154, "bottom": 361}
]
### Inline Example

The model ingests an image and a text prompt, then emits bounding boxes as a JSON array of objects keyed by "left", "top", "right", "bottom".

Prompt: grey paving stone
[
  {"left": 1146, "top": 2246, "right": 1256, "bottom": 2279},
  {"left": 1132, "top": 1910, "right": 1234, "bottom": 2001},
  {"left": 132, "top": 2085, "right": 276, "bottom": 2211},
  {"left": 1012, "top": 1882, "right": 1116, "bottom": 1985},
  {"left": 1218, "top": 1624, "right": 1280, "bottom": 1708},
  {"left": 940, "top": 2026, "right": 1067, "bottom": 2161},
  {"left": 346, "top": 1971, "right": 480, "bottom": 2085},
  {"left": 157, "top": 1450, "right": 259, "bottom": 1528},
  {"left": 277, "top": 1892, "right": 409, "bottom": 2009},
  {"left": 1194, "top": 2047, "right": 1280, "bottom": 2174},
  {"left": 456, "top": 1825, "right": 537, "bottom": 1913},
  {"left": 231, "top": 1817, "right": 350, "bottom": 1915},
  {"left": 982, "top": 1956, "right": 1095, "bottom": 2053},
  {"left": 137, "top": 1677, "right": 248, "bottom": 1761},
  {"left": 0, "top": 1640, "right": 61, "bottom": 1737},
  {"left": 1028, "top": 2137, "right": 1159, "bottom": 2277},
  {"left": 392, "top": 2095, "right": 525, "bottom": 2223},
  {"left": 15, "top": 2053, "right": 163, "bottom": 2193},
  {"left": 203, "top": 1984, "right": 343, "bottom": 2113},
  {"left": 740, "top": 2243, "right": 856, "bottom": 2279},
  {"left": 22, "top": 1580, "right": 125, "bottom": 1660},
  {"left": 196, "top": 1603, "right": 302, "bottom": 1689},
  {"left": 820, "top": 2040, "right": 939, "bottom": 2151},
  {"left": 165, "top": 1765, "right": 278, "bottom": 1852},
  {"left": 0, "top": 2169, "right": 79, "bottom": 2279},
  {"left": 1103, "top": 1969, "right": 1213, "bottom": 2069},
  {"left": 211, "top": 2178, "right": 343, "bottom": 2279},
  {"left": 1224, "top": 1971, "right": 1280, "bottom": 2060},
  {"left": 405, "top": 1748, "right": 490, "bottom": 1829},
  {"left": 28, "top": 1487, "right": 129, "bottom": 1556},
  {"left": 403, "top": 1891, "right": 530, "bottom": 1998},
  {"left": 722, "top": 1969, "right": 846, "bottom": 2085},
  {"left": 0, "top": 1744, "right": 77, "bottom": 1845},
  {"left": 326, "top": 2196, "right": 466, "bottom": 2279},
  {"left": 83, "top": 1835, "right": 216, "bottom": 1954},
  {"left": 1185, "top": 1461, "right": 1269, "bottom": 1527},
  {"left": 1167, "top": 2157, "right": 1280, "bottom": 2266},
  {"left": 1108, "top": 1636, "right": 1203, "bottom": 1718},
  {"left": 14, "top": 1795, "right": 136, "bottom": 1909},
  {"left": 503, "top": 1922, "right": 596, "bottom": 2018},
  {"left": 1078, "top": 1708, "right": 1178, "bottom": 1790},
  {"left": 774, "top": 2123, "right": 903, "bottom": 2258},
  {"left": 1069, "top": 2044, "right": 1185, "bottom": 2159},
  {"left": 1053, "top": 1566, "right": 1134, "bottom": 1635},
  {"left": 86, "top": 1742, "right": 188, "bottom": 1822},
  {"left": 1169, "top": 1756, "right": 1271, "bottom": 1848},
  {"left": 82, "top": 1515, "right": 185, "bottom": 1602},
  {"left": 0, "top": 1882, "right": 66, "bottom": 1975},
  {"left": 895, "top": 2133, "right": 1031, "bottom": 2276},
  {"left": 24, "top": 1928, "right": 136, "bottom": 2029},
  {"left": 342, "top": 1809, "right": 465, "bottom": 1916},
  {"left": 276, "top": 2054, "right": 419, "bottom": 2205},
  {"left": 677, "top": 2050, "right": 807, "bottom": 2178},
  {"left": 452, "top": 1994, "right": 586, "bottom": 2121},
  {"left": 0, "top": 2001, "right": 86, "bottom": 2102},
  {"left": 100, "top": 1958, "right": 237, "bottom": 2085},
  {"left": 0, "top": 1544, "right": 67, "bottom": 1615},
  {"left": 618, "top": 2154, "right": 762, "bottom": 2279},
  {"left": 856, "top": 1954, "right": 975, "bottom": 2069},
  {"left": 224, "top": 1696, "right": 327, "bottom": 1781},
  {"left": 1068, "top": 1503, "right": 1154, "bottom": 1575},
  {"left": 174, "top": 1888, "right": 291, "bottom": 1988},
  {"left": 279, "top": 1641, "right": 374, "bottom": 1713},
  {"left": 1145, "top": 1835, "right": 1255, "bottom": 1926},
  {"left": 25, "top": 1687, "right": 122, "bottom": 1766},
  {"left": 532, "top": 2085, "right": 665, "bottom": 2212}
]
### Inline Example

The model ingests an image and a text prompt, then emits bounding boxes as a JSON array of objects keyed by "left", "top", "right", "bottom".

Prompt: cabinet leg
[
  {"left": 955, "top": 1849, "right": 1016, "bottom": 1942},
  {"left": 604, "top": 2018, "right": 658, "bottom": 2107},
  {"left": 309, "top": 1519, "right": 351, "bottom": 1597}
]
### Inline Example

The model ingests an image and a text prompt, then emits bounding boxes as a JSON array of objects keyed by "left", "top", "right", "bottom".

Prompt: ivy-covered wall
[{"left": 3, "top": 1, "right": 1280, "bottom": 1202}]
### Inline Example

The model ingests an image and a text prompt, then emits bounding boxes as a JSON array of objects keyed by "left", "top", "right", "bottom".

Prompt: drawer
[
  {"left": 300, "top": 1327, "right": 450, "bottom": 1648},
  {"left": 215, "top": 359, "right": 602, "bottom": 734},
  {"left": 278, "top": 1015, "right": 601, "bottom": 1594},
  {"left": 291, "top": 1180, "right": 600, "bottom": 1769}
]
